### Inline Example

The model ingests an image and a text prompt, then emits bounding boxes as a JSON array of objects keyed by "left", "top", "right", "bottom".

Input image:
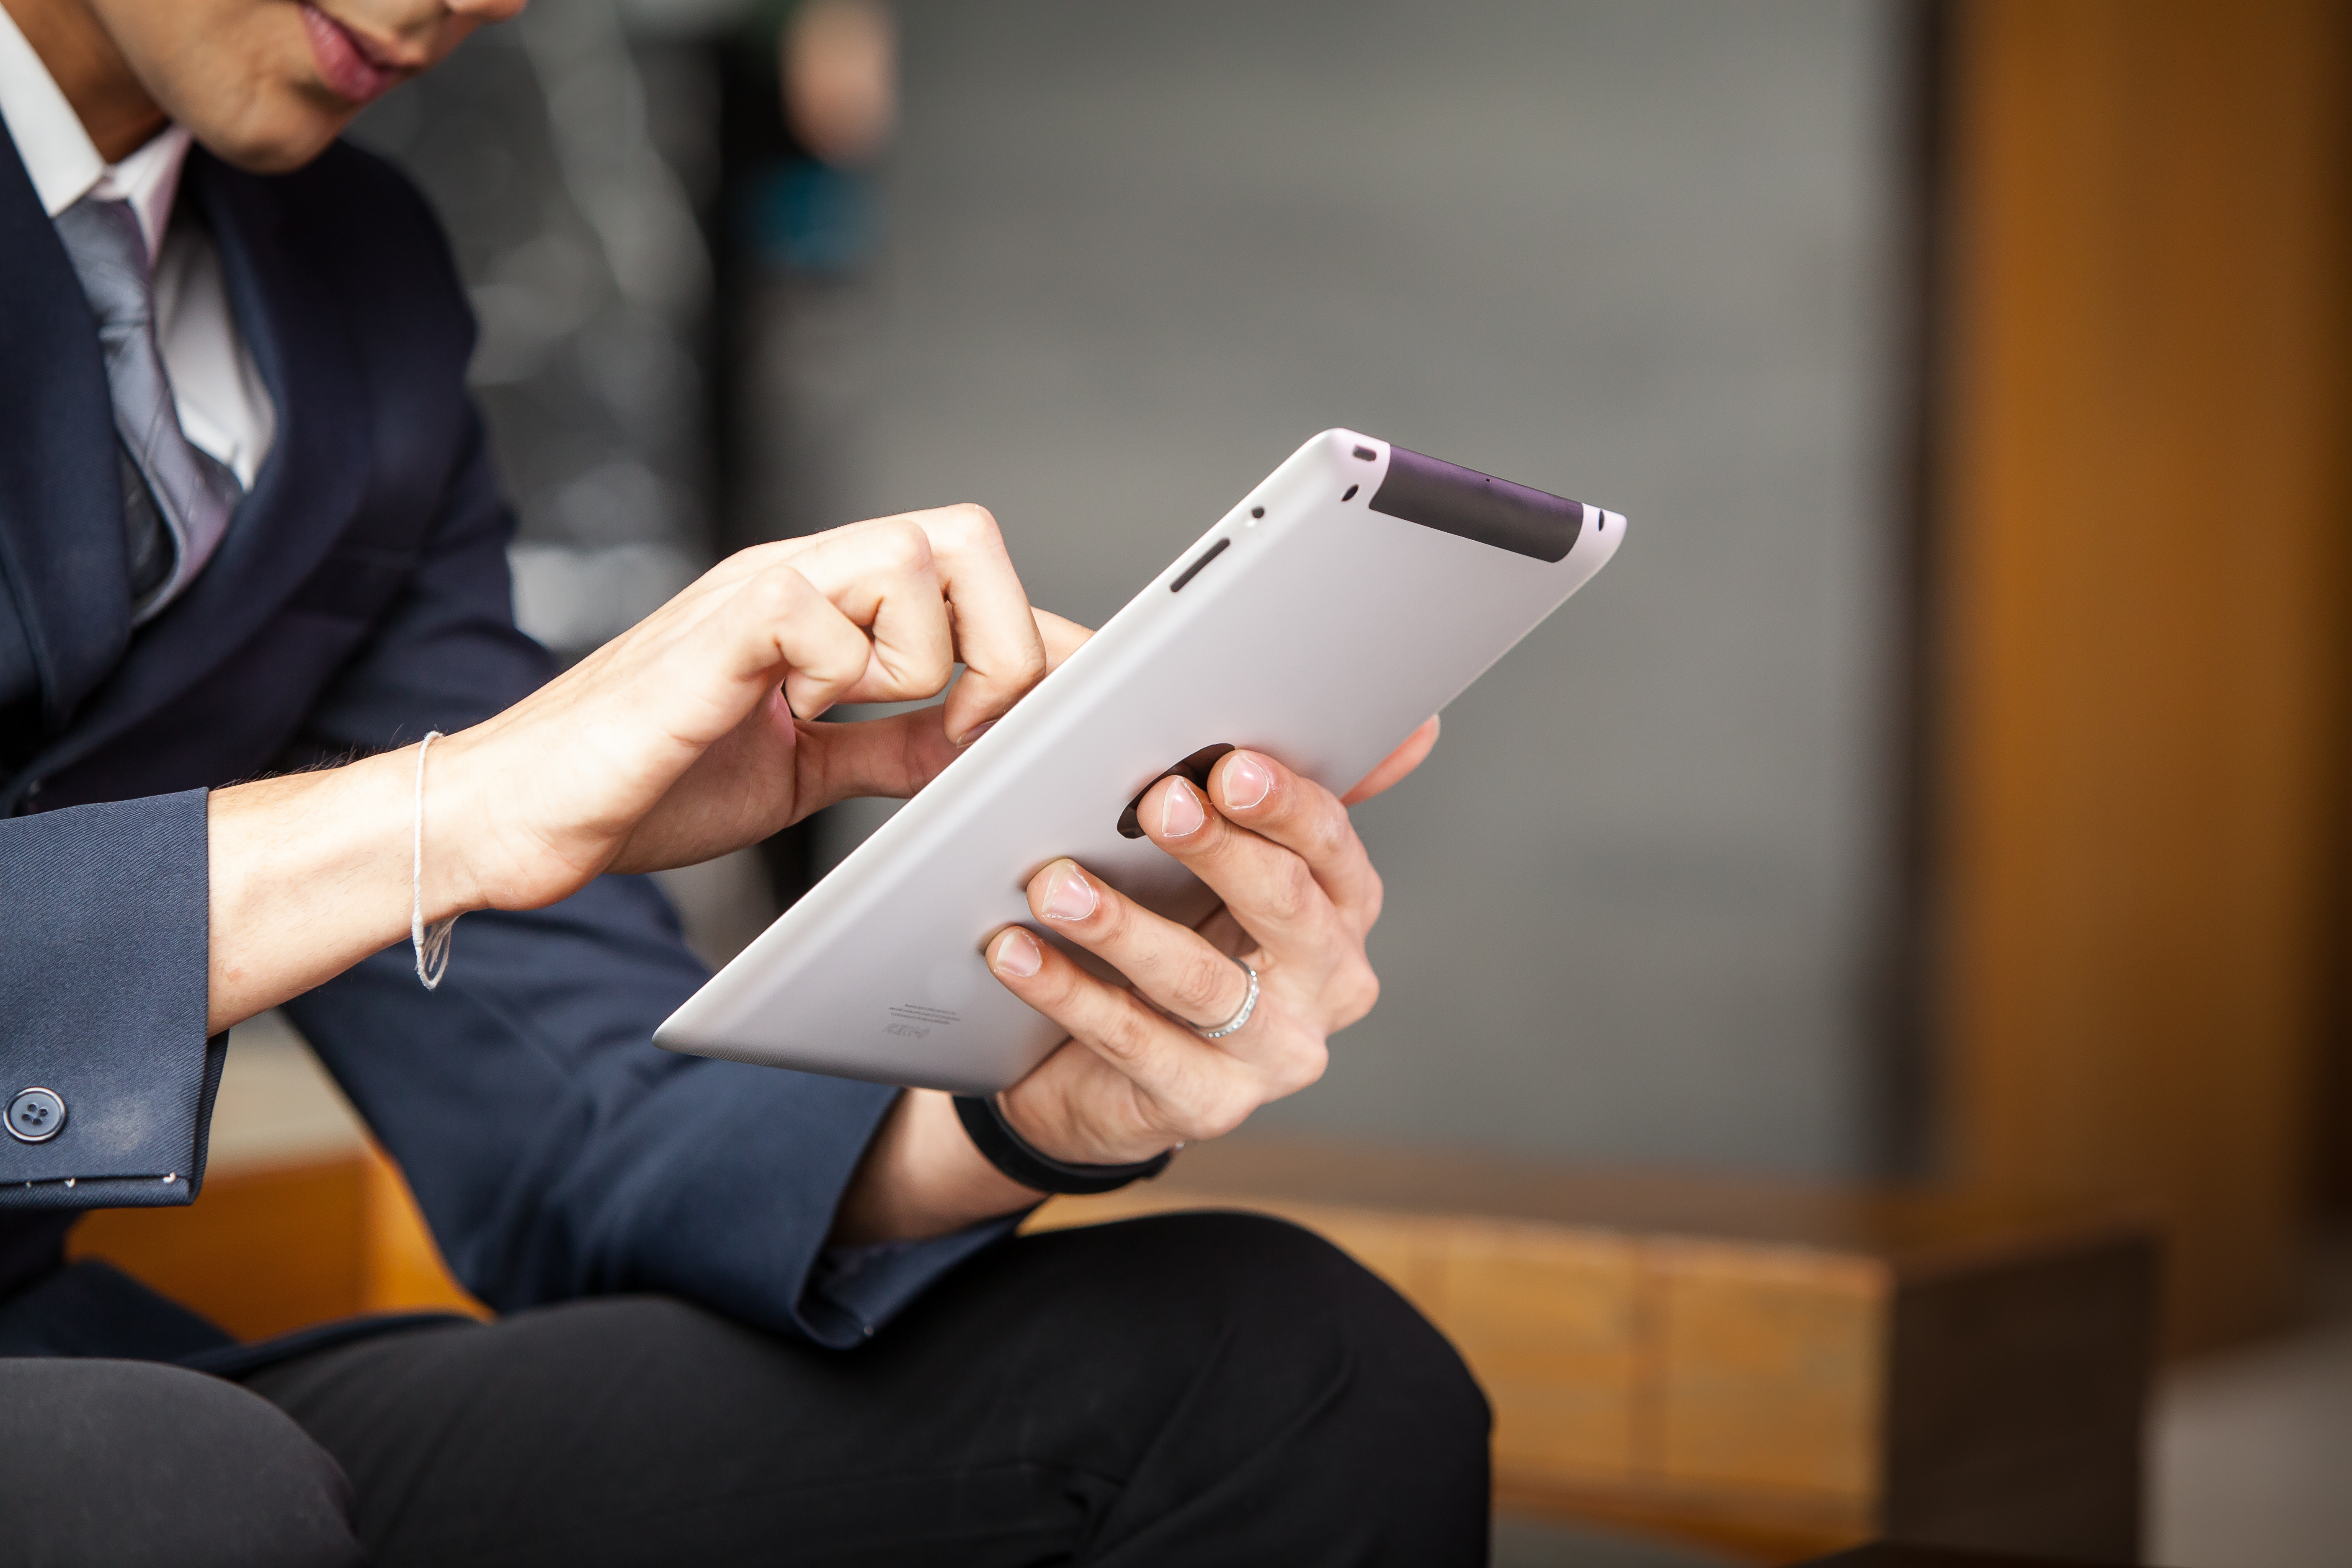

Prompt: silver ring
[{"left": 1193, "top": 958, "right": 1260, "bottom": 1039}]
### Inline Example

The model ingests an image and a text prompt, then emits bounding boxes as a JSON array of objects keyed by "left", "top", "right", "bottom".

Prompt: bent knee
[
  {"left": 1091, "top": 1212, "right": 1491, "bottom": 1432},
  {"left": 0, "top": 1359, "right": 361, "bottom": 1568},
  {"left": 1057, "top": 1212, "right": 1491, "bottom": 1554},
  {"left": 1228, "top": 1215, "right": 1490, "bottom": 1433}
]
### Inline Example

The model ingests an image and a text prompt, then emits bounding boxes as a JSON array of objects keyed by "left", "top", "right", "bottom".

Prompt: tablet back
[{"left": 653, "top": 430, "right": 1624, "bottom": 1093}]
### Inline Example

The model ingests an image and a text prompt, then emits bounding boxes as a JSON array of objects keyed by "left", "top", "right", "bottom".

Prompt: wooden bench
[{"left": 1031, "top": 1139, "right": 2157, "bottom": 1564}]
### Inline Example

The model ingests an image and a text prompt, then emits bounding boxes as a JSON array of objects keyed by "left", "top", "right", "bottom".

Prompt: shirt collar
[{"left": 0, "top": 3, "right": 190, "bottom": 263}]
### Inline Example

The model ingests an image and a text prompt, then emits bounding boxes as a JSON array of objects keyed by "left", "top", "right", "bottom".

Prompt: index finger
[
  {"left": 906, "top": 503, "right": 1051, "bottom": 745},
  {"left": 1033, "top": 608, "right": 1093, "bottom": 671}
]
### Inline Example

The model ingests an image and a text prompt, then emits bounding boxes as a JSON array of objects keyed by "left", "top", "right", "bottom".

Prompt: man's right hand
[
  {"left": 438, "top": 503, "right": 1069, "bottom": 912},
  {"left": 205, "top": 504, "right": 1069, "bottom": 1034}
]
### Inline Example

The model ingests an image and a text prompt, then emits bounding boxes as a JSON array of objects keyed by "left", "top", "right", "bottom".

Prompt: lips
[{"left": 299, "top": 5, "right": 405, "bottom": 106}]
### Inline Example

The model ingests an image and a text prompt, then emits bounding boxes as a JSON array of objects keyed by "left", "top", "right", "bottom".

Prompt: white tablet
[{"left": 653, "top": 429, "right": 1624, "bottom": 1093}]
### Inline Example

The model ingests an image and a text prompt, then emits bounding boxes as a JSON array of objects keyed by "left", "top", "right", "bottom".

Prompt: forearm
[
  {"left": 831, "top": 1088, "right": 1041, "bottom": 1243},
  {"left": 206, "top": 741, "right": 475, "bottom": 1034}
]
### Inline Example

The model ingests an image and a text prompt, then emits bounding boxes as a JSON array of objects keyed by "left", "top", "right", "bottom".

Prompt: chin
[{"left": 191, "top": 93, "right": 356, "bottom": 173}]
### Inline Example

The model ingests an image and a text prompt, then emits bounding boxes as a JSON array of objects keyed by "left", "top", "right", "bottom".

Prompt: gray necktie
[{"left": 52, "top": 196, "right": 242, "bottom": 622}]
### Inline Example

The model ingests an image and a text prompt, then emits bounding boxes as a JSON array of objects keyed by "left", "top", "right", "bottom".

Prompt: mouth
[{"left": 298, "top": 5, "right": 415, "bottom": 107}]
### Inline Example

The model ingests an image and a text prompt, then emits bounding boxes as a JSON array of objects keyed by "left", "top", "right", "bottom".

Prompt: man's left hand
[{"left": 832, "top": 718, "right": 1439, "bottom": 1242}]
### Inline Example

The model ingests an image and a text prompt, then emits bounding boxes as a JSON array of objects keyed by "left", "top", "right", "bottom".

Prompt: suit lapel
[
  {"left": 23, "top": 148, "right": 371, "bottom": 785},
  {"left": 0, "top": 126, "right": 133, "bottom": 728}
]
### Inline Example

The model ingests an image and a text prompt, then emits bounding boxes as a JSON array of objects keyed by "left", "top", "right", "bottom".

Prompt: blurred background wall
[
  {"left": 826, "top": 0, "right": 1925, "bottom": 1178},
  {"left": 349, "top": 0, "right": 2352, "bottom": 1365}
]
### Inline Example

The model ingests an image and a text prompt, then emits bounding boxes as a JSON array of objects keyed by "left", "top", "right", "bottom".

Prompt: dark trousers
[{"left": 0, "top": 1214, "right": 1489, "bottom": 1566}]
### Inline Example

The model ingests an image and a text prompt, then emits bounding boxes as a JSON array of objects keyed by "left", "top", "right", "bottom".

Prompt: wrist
[
  {"left": 412, "top": 727, "right": 494, "bottom": 921},
  {"left": 953, "top": 1093, "right": 1175, "bottom": 1196},
  {"left": 832, "top": 1088, "right": 1039, "bottom": 1245},
  {"left": 203, "top": 737, "right": 487, "bottom": 1032},
  {"left": 996, "top": 1076, "right": 1177, "bottom": 1167}
]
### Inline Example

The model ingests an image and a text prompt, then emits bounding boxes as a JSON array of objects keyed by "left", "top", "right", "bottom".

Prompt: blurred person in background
[
  {"left": 784, "top": 0, "right": 895, "bottom": 168},
  {"left": 0, "top": 0, "right": 1487, "bottom": 1565},
  {"left": 720, "top": 0, "right": 905, "bottom": 906}
]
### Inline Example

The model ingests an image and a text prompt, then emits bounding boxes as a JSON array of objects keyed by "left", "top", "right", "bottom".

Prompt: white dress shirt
[{"left": 0, "top": 4, "right": 275, "bottom": 489}]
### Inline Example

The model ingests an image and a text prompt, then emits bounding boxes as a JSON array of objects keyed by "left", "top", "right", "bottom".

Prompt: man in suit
[{"left": 0, "top": 0, "right": 1487, "bottom": 1563}]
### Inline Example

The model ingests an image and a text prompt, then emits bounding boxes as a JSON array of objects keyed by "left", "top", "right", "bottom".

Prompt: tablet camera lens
[{"left": 1250, "top": 506, "right": 1265, "bottom": 520}]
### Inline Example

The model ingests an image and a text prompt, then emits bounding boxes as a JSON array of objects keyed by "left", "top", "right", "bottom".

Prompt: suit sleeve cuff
[
  {"left": 0, "top": 791, "right": 216, "bottom": 1210},
  {"left": 802, "top": 1213, "right": 1030, "bottom": 1344}
]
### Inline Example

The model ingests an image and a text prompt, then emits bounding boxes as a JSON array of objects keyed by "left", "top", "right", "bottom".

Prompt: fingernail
[
  {"left": 1160, "top": 776, "right": 1205, "bottom": 837},
  {"left": 955, "top": 719, "right": 998, "bottom": 748},
  {"left": 990, "top": 927, "right": 1042, "bottom": 977},
  {"left": 1221, "top": 751, "right": 1273, "bottom": 811},
  {"left": 1039, "top": 861, "right": 1099, "bottom": 921}
]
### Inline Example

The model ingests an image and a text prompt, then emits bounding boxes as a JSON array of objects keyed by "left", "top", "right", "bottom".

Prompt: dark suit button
[{"left": 6, "top": 1088, "right": 65, "bottom": 1143}]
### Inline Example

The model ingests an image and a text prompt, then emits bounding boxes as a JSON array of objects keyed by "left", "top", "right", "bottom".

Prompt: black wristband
[{"left": 951, "top": 1094, "right": 1175, "bottom": 1197}]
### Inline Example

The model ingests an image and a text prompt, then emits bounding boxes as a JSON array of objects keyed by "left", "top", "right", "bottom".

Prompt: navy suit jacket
[{"left": 0, "top": 132, "right": 1007, "bottom": 1357}]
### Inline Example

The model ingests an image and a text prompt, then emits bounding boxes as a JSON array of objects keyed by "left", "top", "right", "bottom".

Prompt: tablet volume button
[{"left": 1170, "top": 538, "right": 1230, "bottom": 593}]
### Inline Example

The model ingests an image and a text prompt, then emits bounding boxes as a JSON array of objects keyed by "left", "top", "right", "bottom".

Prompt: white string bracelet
[{"left": 412, "top": 730, "right": 457, "bottom": 990}]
